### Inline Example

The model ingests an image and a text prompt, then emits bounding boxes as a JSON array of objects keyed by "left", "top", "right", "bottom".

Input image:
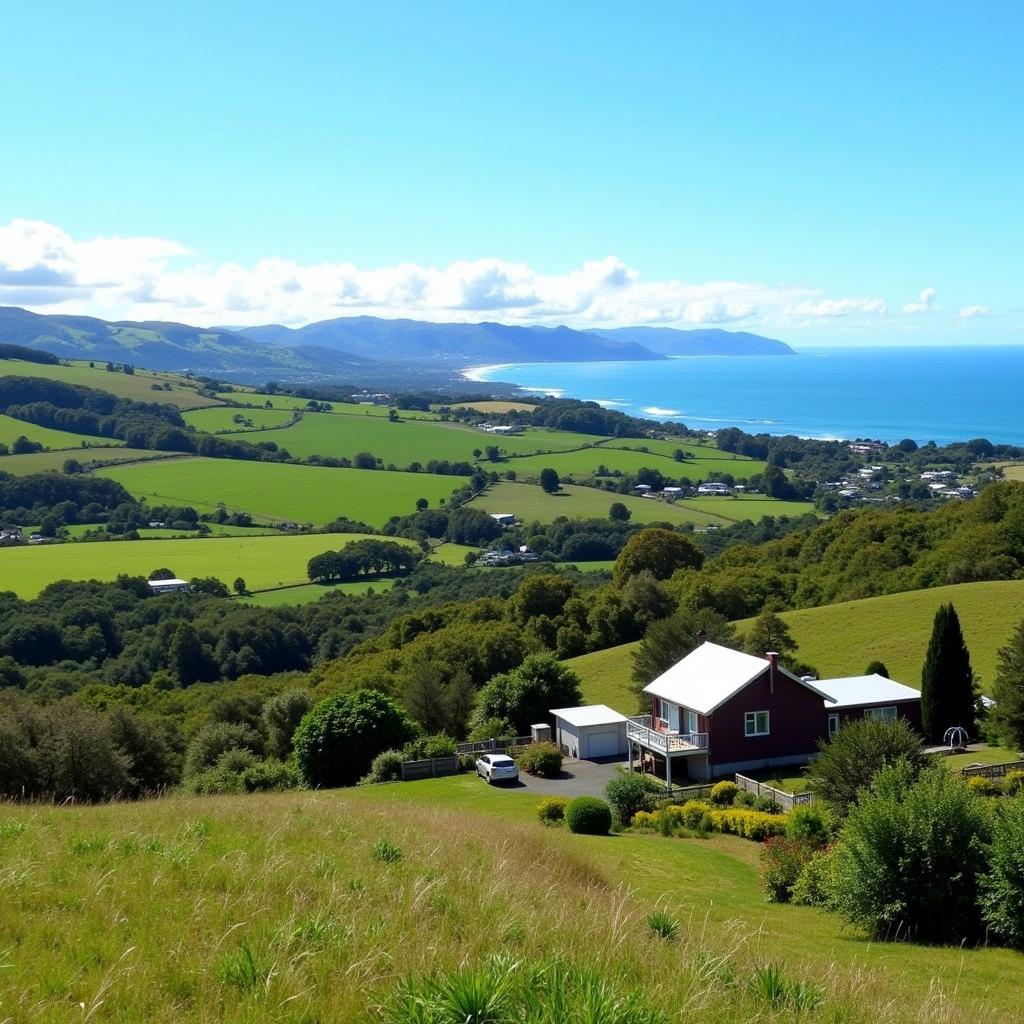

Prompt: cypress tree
[{"left": 920, "top": 603, "right": 975, "bottom": 743}]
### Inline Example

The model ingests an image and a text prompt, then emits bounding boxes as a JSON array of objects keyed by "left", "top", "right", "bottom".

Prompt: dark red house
[{"left": 626, "top": 641, "right": 921, "bottom": 783}]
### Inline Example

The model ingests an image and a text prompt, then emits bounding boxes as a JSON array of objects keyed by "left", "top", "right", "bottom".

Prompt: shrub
[
  {"left": 516, "top": 742, "right": 563, "bottom": 778},
  {"left": 182, "top": 722, "right": 263, "bottom": 779},
  {"left": 678, "top": 800, "right": 714, "bottom": 831},
  {"left": 363, "top": 749, "right": 405, "bottom": 784},
  {"left": 709, "top": 780, "right": 738, "bottom": 806},
  {"left": 786, "top": 805, "right": 831, "bottom": 847},
  {"left": 759, "top": 837, "right": 816, "bottom": 903},
  {"left": 809, "top": 717, "right": 926, "bottom": 817},
  {"left": 536, "top": 796, "right": 570, "bottom": 825},
  {"left": 293, "top": 689, "right": 417, "bottom": 788},
  {"left": 753, "top": 795, "right": 783, "bottom": 814},
  {"left": 966, "top": 775, "right": 1001, "bottom": 796},
  {"left": 709, "top": 807, "right": 788, "bottom": 841},
  {"left": 401, "top": 733, "right": 458, "bottom": 760},
  {"left": 565, "top": 796, "right": 612, "bottom": 835},
  {"left": 790, "top": 848, "right": 837, "bottom": 908},
  {"left": 261, "top": 689, "right": 312, "bottom": 760},
  {"left": 1005, "top": 770, "right": 1024, "bottom": 796},
  {"left": 605, "top": 770, "right": 661, "bottom": 826},
  {"left": 371, "top": 838, "right": 403, "bottom": 863},
  {"left": 830, "top": 762, "right": 992, "bottom": 943},
  {"left": 241, "top": 758, "right": 298, "bottom": 792},
  {"left": 647, "top": 911, "right": 680, "bottom": 941},
  {"left": 631, "top": 810, "right": 657, "bottom": 829},
  {"left": 979, "top": 795, "right": 1024, "bottom": 946},
  {"left": 458, "top": 753, "right": 476, "bottom": 773},
  {"left": 734, "top": 789, "right": 756, "bottom": 808}
]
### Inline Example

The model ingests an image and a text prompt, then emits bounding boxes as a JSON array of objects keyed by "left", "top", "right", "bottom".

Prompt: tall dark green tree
[
  {"left": 920, "top": 603, "right": 975, "bottom": 742},
  {"left": 991, "top": 618, "right": 1024, "bottom": 752}
]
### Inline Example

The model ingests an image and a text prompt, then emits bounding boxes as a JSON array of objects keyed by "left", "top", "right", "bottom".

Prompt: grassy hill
[
  {"left": 0, "top": 358, "right": 217, "bottom": 408},
  {"left": 97, "top": 458, "right": 459, "bottom": 527},
  {"left": 567, "top": 580, "right": 1024, "bottom": 713},
  {"left": 0, "top": 447, "right": 171, "bottom": 475},
  {"left": 0, "top": 784, "right": 1018, "bottom": 1022},
  {"left": 0, "top": 412, "right": 122, "bottom": 452},
  {"left": 0, "top": 532, "right": 418, "bottom": 598}
]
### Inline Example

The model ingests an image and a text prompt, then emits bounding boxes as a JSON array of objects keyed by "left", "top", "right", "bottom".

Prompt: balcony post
[{"left": 666, "top": 752, "right": 673, "bottom": 791}]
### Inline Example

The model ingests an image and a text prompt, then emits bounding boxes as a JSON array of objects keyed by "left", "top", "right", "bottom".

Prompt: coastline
[{"left": 461, "top": 363, "right": 512, "bottom": 383}]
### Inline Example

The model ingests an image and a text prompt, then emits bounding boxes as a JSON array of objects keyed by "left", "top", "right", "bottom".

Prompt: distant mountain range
[{"left": 0, "top": 306, "right": 794, "bottom": 383}]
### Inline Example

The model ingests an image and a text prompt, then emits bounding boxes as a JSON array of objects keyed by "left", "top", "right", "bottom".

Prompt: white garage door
[{"left": 586, "top": 729, "right": 621, "bottom": 758}]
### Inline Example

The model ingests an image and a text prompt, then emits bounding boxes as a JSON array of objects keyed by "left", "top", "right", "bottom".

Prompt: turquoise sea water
[{"left": 470, "top": 346, "right": 1024, "bottom": 446}]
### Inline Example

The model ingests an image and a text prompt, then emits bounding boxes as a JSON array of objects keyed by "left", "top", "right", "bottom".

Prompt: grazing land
[
  {"left": 425, "top": 542, "right": 480, "bottom": 565},
  {"left": 449, "top": 399, "right": 538, "bottom": 412},
  {"left": 217, "top": 391, "right": 442, "bottom": 419},
  {"left": 0, "top": 358, "right": 218, "bottom": 408},
  {"left": 0, "top": 787, "right": 1013, "bottom": 1024},
  {"left": 505, "top": 445, "right": 767, "bottom": 481},
  {"left": 217, "top": 414, "right": 615, "bottom": 464},
  {"left": 0, "top": 447, "right": 169, "bottom": 475},
  {"left": 240, "top": 578, "right": 398, "bottom": 606},
  {"left": 567, "top": 580, "right": 1024, "bottom": 715},
  {"left": 182, "top": 406, "right": 296, "bottom": 432},
  {"left": 0, "top": 532, "right": 417, "bottom": 598},
  {"left": 677, "top": 494, "right": 817, "bottom": 520},
  {"left": 0, "top": 412, "right": 121, "bottom": 452},
  {"left": 1000, "top": 463, "right": 1024, "bottom": 481},
  {"left": 97, "top": 458, "right": 459, "bottom": 526}
]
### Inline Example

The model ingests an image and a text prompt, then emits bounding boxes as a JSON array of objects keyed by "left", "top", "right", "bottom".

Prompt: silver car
[{"left": 475, "top": 753, "right": 520, "bottom": 784}]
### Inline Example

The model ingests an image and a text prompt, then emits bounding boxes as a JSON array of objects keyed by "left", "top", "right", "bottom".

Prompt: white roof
[
  {"left": 147, "top": 578, "right": 189, "bottom": 587},
  {"left": 822, "top": 674, "right": 920, "bottom": 708},
  {"left": 643, "top": 641, "right": 832, "bottom": 715},
  {"left": 550, "top": 704, "right": 628, "bottom": 728}
]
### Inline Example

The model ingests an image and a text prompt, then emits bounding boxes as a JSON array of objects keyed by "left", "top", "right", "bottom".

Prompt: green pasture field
[
  {"left": 0, "top": 785, "right": 1019, "bottom": 1022},
  {"left": 505, "top": 445, "right": 766, "bottom": 481},
  {"left": 0, "top": 358, "right": 217, "bottom": 408},
  {"left": 565, "top": 640, "right": 642, "bottom": 713},
  {"left": 999, "top": 463, "right": 1024, "bottom": 481},
  {"left": 216, "top": 413, "right": 614, "bottom": 465},
  {"left": 0, "top": 447, "right": 171, "bottom": 475},
  {"left": 216, "top": 391, "right": 441, "bottom": 420},
  {"left": 735, "top": 578, "right": 1024, "bottom": 689},
  {"left": 0, "top": 532, "right": 417, "bottom": 598},
  {"left": 182, "top": 406, "right": 295, "bottom": 432},
  {"left": 472, "top": 480, "right": 735, "bottom": 528},
  {"left": 240, "top": 578, "right": 398, "bottom": 606},
  {"left": 449, "top": 399, "right": 538, "bottom": 412},
  {"left": 426, "top": 542, "right": 480, "bottom": 565},
  {"left": 601, "top": 437, "right": 727, "bottom": 460},
  {"left": 676, "top": 494, "right": 817, "bottom": 521},
  {"left": 61, "top": 523, "right": 282, "bottom": 539},
  {"left": 97, "top": 458, "right": 458, "bottom": 527},
  {"left": 0, "top": 413, "right": 121, "bottom": 452}
]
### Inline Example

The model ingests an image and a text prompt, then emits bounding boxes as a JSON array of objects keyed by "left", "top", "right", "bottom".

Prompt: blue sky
[{"left": 0, "top": 1, "right": 1020, "bottom": 343}]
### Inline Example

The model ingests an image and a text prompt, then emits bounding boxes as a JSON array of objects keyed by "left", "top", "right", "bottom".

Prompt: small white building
[
  {"left": 489, "top": 513, "right": 516, "bottom": 527},
  {"left": 147, "top": 578, "right": 190, "bottom": 594},
  {"left": 697, "top": 482, "right": 732, "bottom": 495},
  {"left": 550, "top": 704, "right": 628, "bottom": 760},
  {"left": 634, "top": 483, "right": 652, "bottom": 493}
]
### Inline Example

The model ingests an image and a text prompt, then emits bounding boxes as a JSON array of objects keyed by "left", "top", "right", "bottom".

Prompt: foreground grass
[
  {"left": 0, "top": 532, "right": 416, "bottom": 598},
  {"left": 0, "top": 787, "right": 1019, "bottom": 1023},
  {"left": 97, "top": 458, "right": 458, "bottom": 527}
]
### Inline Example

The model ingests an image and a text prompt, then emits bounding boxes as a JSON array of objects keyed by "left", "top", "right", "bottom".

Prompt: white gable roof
[
  {"left": 550, "top": 704, "right": 627, "bottom": 728},
  {"left": 822, "top": 674, "right": 920, "bottom": 709}
]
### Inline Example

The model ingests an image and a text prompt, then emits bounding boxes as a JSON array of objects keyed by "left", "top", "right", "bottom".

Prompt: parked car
[{"left": 475, "top": 753, "right": 520, "bottom": 784}]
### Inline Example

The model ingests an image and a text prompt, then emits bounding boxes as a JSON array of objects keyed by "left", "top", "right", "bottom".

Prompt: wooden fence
[
  {"left": 455, "top": 736, "right": 533, "bottom": 756},
  {"left": 961, "top": 759, "right": 1024, "bottom": 780},
  {"left": 734, "top": 774, "right": 813, "bottom": 811},
  {"left": 665, "top": 783, "right": 715, "bottom": 802},
  {"left": 400, "top": 756, "right": 460, "bottom": 781}
]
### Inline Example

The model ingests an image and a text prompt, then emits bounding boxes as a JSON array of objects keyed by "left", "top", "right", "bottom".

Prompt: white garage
[{"left": 550, "top": 705, "right": 628, "bottom": 760}]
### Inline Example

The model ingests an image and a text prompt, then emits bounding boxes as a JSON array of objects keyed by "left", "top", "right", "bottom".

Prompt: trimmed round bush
[
  {"left": 536, "top": 796, "right": 570, "bottom": 825},
  {"left": 363, "top": 749, "right": 404, "bottom": 784},
  {"left": 565, "top": 796, "right": 612, "bottom": 835},
  {"left": 293, "top": 689, "right": 417, "bottom": 788},
  {"left": 516, "top": 742, "right": 563, "bottom": 778},
  {"left": 710, "top": 781, "right": 739, "bottom": 806}
]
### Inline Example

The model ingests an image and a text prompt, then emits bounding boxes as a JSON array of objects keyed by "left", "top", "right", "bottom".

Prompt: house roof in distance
[
  {"left": 822, "top": 674, "right": 920, "bottom": 708},
  {"left": 147, "top": 578, "right": 189, "bottom": 588},
  {"left": 550, "top": 704, "right": 628, "bottom": 728},
  {"left": 643, "top": 641, "right": 832, "bottom": 715}
]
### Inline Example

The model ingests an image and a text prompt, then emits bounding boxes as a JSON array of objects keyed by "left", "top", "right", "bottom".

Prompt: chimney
[
  {"left": 696, "top": 629, "right": 707, "bottom": 646},
  {"left": 766, "top": 651, "right": 778, "bottom": 694}
]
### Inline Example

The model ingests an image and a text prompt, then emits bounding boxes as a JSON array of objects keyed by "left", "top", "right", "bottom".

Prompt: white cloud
[
  {"left": 902, "top": 287, "right": 937, "bottom": 314},
  {"left": 958, "top": 304, "right": 990, "bottom": 320},
  {"left": 0, "top": 217, "right": 896, "bottom": 331}
]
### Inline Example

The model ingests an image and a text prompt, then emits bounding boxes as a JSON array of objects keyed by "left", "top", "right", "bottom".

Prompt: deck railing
[
  {"left": 734, "top": 773, "right": 813, "bottom": 810},
  {"left": 626, "top": 716, "right": 708, "bottom": 754}
]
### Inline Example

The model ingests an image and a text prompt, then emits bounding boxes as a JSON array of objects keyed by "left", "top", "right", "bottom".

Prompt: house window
[
  {"left": 744, "top": 710, "right": 770, "bottom": 737},
  {"left": 685, "top": 709, "right": 699, "bottom": 735},
  {"left": 654, "top": 698, "right": 669, "bottom": 728},
  {"left": 827, "top": 713, "right": 840, "bottom": 739},
  {"left": 866, "top": 706, "right": 897, "bottom": 723}
]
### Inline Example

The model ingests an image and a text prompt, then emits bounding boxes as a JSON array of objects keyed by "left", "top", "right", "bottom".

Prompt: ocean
[{"left": 466, "top": 346, "right": 1024, "bottom": 446}]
